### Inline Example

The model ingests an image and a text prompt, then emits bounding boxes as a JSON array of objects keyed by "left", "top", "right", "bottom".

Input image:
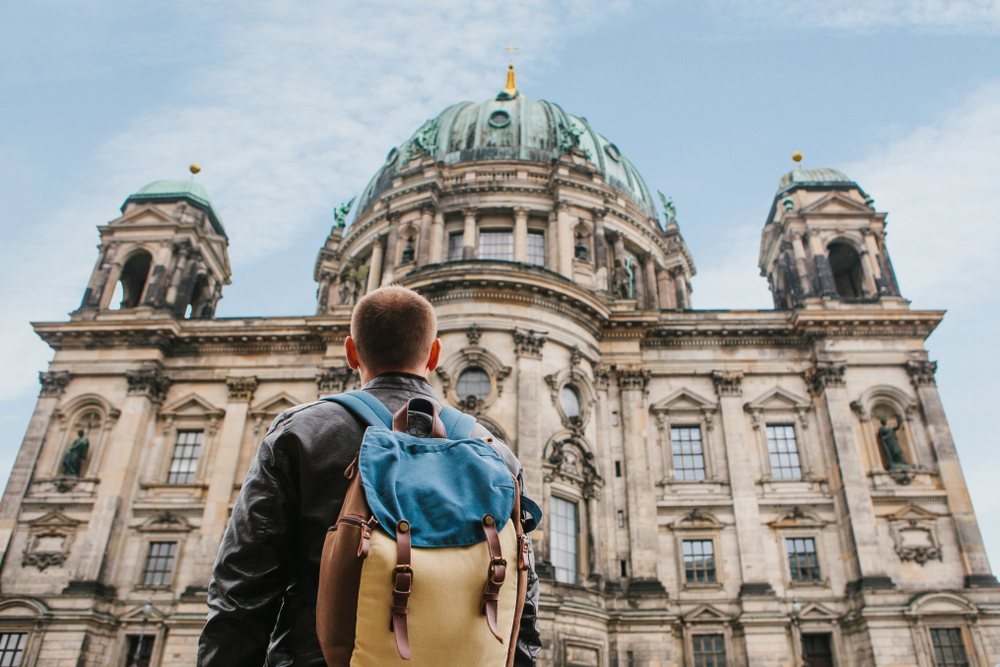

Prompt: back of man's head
[{"left": 351, "top": 285, "right": 438, "bottom": 372}]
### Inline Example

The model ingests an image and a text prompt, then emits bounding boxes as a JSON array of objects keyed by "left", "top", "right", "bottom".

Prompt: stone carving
[
  {"left": 804, "top": 360, "right": 846, "bottom": 395},
  {"left": 400, "top": 236, "right": 415, "bottom": 264},
  {"left": 226, "top": 377, "right": 259, "bottom": 402},
  {"left": 317, "top": 365, "right": 357, "bottom": 394},
  {"left": 895, "top": 522, "right": 941, "bottom": 564},
  {"left": 906, "top": 360, "right": 937, "bottom": 387},
  {"left": 337, "top": 260, "right": 369, "bottom": 307},
  {"left": 513, "top": 329, "right": 546, "bottom": 358},
  {"left": 39, "top": 371, "right": 71, "bottom": 397},
  {"left": 574, "top": 232, "right": 589, "bottom": 261},
  {"left": 466, "top": 323, "right": 482, "bottom": 347},
  {"left": 126, "top": 368, "right": 172, "bottom": 403},
  {"left": 592, "top": 364, "right": 610, "bottom": 391},
  {"left": 570, "top": 346, "right": 582, "bottom": 367},
  {"left": 22, "top": 511, "right": 78, "bottom": 571},
  {"left": 712, "top": 371, "right": 744, "bottom": 397},
  {"left": 334, "top": 197, "right": 356, "bottom": 228},
  {"left": 616, "top": 366, "right": 650, "bottom": 392},
  {"left": 657, "top": 191, "right": 676, "bottom": 226},
  {"left": 878, "top": 417, "right": 911, "bottom": 470},
  {"left": 612, "top": 259, "right": 632, "bottom": 300},
  {"left": 557, "top": 120, "right": 583, "bottom": 154},
  {"left": 405, "top": 118, "right": 439, "bottom": 162},
  {"left": 61, "top": 429, "right": 90, "bottom": 478}
]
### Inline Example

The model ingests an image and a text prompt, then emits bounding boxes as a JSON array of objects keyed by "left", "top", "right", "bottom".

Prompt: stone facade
[{"left": 2, "top": 85, "right": 998, "bottom": 667}]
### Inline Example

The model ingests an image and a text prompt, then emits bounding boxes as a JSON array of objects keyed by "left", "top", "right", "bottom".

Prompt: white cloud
[
  {"left": 707, "top": 0, "right": 1000, "bottom": 30},
  {"left": 0, "top": 0, "right": 632, "bottom": 400}
]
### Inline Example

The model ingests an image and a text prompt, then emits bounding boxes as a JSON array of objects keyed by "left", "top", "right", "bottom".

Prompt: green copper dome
[
  {"left": 355, "top": 93, "right": 657, "bottom": 219},
  {"left": 124, "top": 179, "right": 227, "bottom": 238},
  {"left": 777, "top": 167, "right": 854, "bottom": 194}
]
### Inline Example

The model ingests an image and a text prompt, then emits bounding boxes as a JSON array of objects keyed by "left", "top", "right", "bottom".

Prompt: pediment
[
  {"left": 909, "top": 592, "right": 976, "bottom": 615},
  {"left": 138, "top": 511, "right": 192, "bottom": 533},
  {"left": 0, "top": 599, "right": 48, "bottom": 618},
  {"left": 111, "top": 203, "right": 177, "bottom": 227},
  {"left": 800, "top": 192, "right": 873, "bottom": 216},
  {"left": 121, "top": 601, "right": 167, "bottom": 621},
  {"left": 652, "top": 388, "right": 717, "bottom": 413},
  {"left": 769, "top": 506, "right": 827, "bottom": 529},
  {"left": 746, "top": 386, "right": 811, "bottom": 411},
  {"left": 800, "top": 602, "right": 839, "bottom": 620},
  {"left": 683, "top": 604, "right": 729, "bottom": 622},
  {"left": 28, "top": 511, "right": 79, "bottom": 530},
  {"left": 669, "top": 508, "right": 725, "bottom": 531},
  {"left": 161, "top": 393, "right": 225, "bottom": 419},
  {"left": 250, "top": 392, "right": 304, "bottom": 417},
  {"left": 886, "top": 503, "right": 940, "bottom": 522}
]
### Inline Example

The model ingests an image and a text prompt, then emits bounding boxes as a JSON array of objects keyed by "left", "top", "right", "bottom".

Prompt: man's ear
[
  {"left": 425, "top": 338, "right": 442, "bottom": 372},
  {"left": 345, "top": 336, "right": 361, "bottom": 370}
]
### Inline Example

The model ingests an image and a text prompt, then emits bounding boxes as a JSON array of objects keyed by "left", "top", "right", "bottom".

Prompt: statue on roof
[
  {"left": 658, "top": 191, "right": 676, "bottom": 226},
  {"left": 405, "top": 118, "right": 439, "bottom": 162},
  {"left": 557, "top": 120, "right": 583, "bottom": 154},
  {"left": 334, "top": 197, "right": 356, "bottom": 228}
]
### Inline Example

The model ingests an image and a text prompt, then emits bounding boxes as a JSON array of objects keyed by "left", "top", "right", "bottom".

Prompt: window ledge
[
  {"left": 140, "top": 482, "right": 209, "bottom": 490},
  {"left": 683, "top": 583, "right": 724, "bottom": 590},
  {"left": 788, "top": 580, "right": 829, "bottom": 588}
]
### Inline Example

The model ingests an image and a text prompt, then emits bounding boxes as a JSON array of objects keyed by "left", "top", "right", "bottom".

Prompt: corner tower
[
  {"left": 74, "top": 175, "right": 231, "bottom": 321},
  {"left": 759, "top": 166, "right": 903, "bottom": 310}
]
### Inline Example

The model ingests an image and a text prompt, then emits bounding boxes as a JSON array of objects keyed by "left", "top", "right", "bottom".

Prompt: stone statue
[
  {"left": 401, "top": 236, "right": 415, "bottom": 264},
  {"left": 557, "top": 120, "right": 583, "bottom": 154},
  {"left": 406, "top": 118, "right": 439, "bottom": 162},
  {"left": 658, "top": 190, "right": 676, "bottom": 226},
  {"left": 878, "top": 417, "right": 910, "bottom": 469},
  {"left": 334, "top": 197, "right": 356, "bottom": 228},
  {"left": 612, "top": 258, "right": 631, "bottom": 300},
  {"left": 62, "top": 429, "right": 89, "bottom": 478},
  {"left": 574, "top": 232, "right": 588, "bottom": 261},
  {"left": 337, "top": 261, "right": 369, "bottom": 306}
]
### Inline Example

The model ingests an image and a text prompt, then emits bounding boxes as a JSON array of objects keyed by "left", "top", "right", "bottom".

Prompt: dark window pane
[
  {"left": 0, "top": 634, "right": 26, "bottom": 667},
  {"left": 671, "top": 427, "right": 705, "bottom": 481},
  {"left": 683, "top": 540, "right": 716, "bottom": 585},
  {"left": 167, "top": 430, "right": 203, "bottom": 484},
  {"left": 930, "top": 628, "right": 969, "bottom": 667},
  {"left": 693, "top": 634, "right": 726, "bottom": 667},
  {"left": 766, "top": 424, "right": 802, "bottom": 479},
  {"left": 456, "top": 368, "right": 490, "bottom": 400},
  {"left": 479, "top": 231, "right": 514, "bottom": 261},
  {"left": 142, "top": 542, "right": 177, "bottom": 587},
  {"left": 125, "top": 635, "right": 155, "bottom": 667},
  {"left": 787, "top": 537, "right": 821, "bottom": 582},
  {"left": 527, "top": 231, "right": 545, "bottom": 266}
]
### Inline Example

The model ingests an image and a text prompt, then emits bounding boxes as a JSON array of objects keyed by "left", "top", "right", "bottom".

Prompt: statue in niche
[
  {"left": 878, "top": 417, "right": 910, "bottom": 469},
  {"left": 612, "top": 258, "right": 632, "bottom": 300},
  {"left": 574, "top": 232, "right": 589, "bottom": 261},
  {"left": 400, "top": 236, "right": 415, "bottom": 264},
  {"left": 333, "top": 197, "right": 356, "bottom": 228},
  {"left": 62, "top": 429, "right": 90, "bottom": 478}
]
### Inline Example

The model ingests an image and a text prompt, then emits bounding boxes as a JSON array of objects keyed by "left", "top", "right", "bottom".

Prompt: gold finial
[
  {"left": 791, "top": 152, "right": 803, "bottom": 164},
  {"left": 503, "top": 47, "right": 518, "bottom": 96},
  {"left": 189, "top": 163, "right": 201, "bottom": 175}
]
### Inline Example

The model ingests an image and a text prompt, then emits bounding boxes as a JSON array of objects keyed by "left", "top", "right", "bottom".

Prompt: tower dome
[
  {"left": 124, "top": 179, "right": 227, "bottom": 238},
  {"left": 354, "top": 93, "right": 657, "bottom": 220}
]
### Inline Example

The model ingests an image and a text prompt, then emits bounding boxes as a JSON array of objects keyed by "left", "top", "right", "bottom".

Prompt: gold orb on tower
[
  {"left": 791, "top": 151, "right": 803, "bottom": 163},
  {"left": 189, "top": 163, "right": 202, "bottom": 175}
]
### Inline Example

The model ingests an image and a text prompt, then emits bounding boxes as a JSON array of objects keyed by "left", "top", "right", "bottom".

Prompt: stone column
[
  {"left": 556, "top": 201, "right": 574, "bottom": 278},
  {"left": 513, "top": 329, "right": 546, "bottom": 502},
  {"left": 70, "top": 367, "right": 170, "bottom": 591},
  {"left": 790, "top": 233, "right": 812, "bottom": 297},
  {"left": 513, "top": 207, "right": 529, "bottom": 263},
  {"left": 592, "top": 366, "right": 618, "bottom": 580},
  {"left": 78, "top": 243, "right": 116, "bottom": 310},
  {"left": 671, "top": 268, "right": 688, "bottom": 310},
  {"left": 612, "top": 233, "right": 626, "bottom": 263},
  {"left": 858, "top": 249, "right": 878, "bottom": 297},
  {"left": 808, "top": 234, "right": 838, "bottom": 297},
  {"left": 366, "top": 238, "right": 384, "bottom": 293},
  {"left": 807, "top": 361, "right": 892, "bottom": 590},
  {"left": 164, "top": 241, "right": 193, "bottom": 310},
  {"left": 546, "top": 211, "right": 559, "bottom": 271},
  {"left": 462, "top": 207, "right": 478, "bottom": 260},
  {"left": 907, "top": 361, "right": 998, "bottom": 587},
  {"left": 656, "top": 268, "right": 675, "bottom": 309},
  {"left": 642, "top": 253, "right": 659, "bottom": 310},
  {"left": 712, "top": 371, "right": 774, "bottom": 596},
  {"left": 592, "top": 209, "right": 609, "bottom": 291},
  {"left": 382, "top": 213, "right": 400, "bottom": 284},
  {"left": 200, "top": 377, "right": 258, "bottom": 556},
  {"left": 617, "top": 367, "right": 663, "bottom": 593},
  {"left": 429, "top": 211, "right": 445, "bottom": 264},
  {"left": 416, "top": 204, "right": 434, "bottom": 267},
  {"left": 0, "top": 372, "right": 71, "bottom": 562},
  {"left": 316, "top": 271, "right": 333, "bottom": 315}
]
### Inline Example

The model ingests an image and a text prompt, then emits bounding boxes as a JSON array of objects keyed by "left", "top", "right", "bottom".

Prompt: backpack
[{"left": 315, "top": 390, "right": 542, "bottom": 667}]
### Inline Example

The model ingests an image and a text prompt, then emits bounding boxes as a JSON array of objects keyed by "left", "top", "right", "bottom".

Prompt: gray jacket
[{"left": 198, "top": 372, "right": 542, "bottom": 666}]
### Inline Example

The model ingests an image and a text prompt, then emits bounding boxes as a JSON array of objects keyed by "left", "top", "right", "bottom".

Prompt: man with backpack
[{"left": 197, "top": 285, "right": 542, "bottom": 666}]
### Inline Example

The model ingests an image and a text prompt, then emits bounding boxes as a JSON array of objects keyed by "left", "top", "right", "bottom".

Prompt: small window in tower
[
  {"left": 479, "top": 231, "right": 514, "bottom": 261},
  {"left": 617, "top": 510, "right": 625, "bottom": 527},
  {"left": 620, "top": 560, "right": 628, "bottom": 577},
  {"left": 611, "top": 411, "right": 619, "bottom": 427},
  {"left": 527, "top": 231, "right": 545, "bottom": 267},
  {"left": 560, "top": 385, "right": 581, "bottom": 419},
  {"left": 828, "top": 242, "right": 864, "bottom": 298},
  {"left": 112, "top": 250, "right": 153, "bottom": 310},
  {"left": 456, "top": 368, "right": 490, "bottom": 401},
  {"left": 615, "top": 460, "right": 622, "bottom": 477}
]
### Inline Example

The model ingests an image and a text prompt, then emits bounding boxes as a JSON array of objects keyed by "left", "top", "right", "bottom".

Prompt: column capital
[
  {"left": 712, "top": 370, "right": 743, "bottom": 397},
  {"left": 668, "top": 265, "right": 685, "bottom": 278},
  {"left": 804, "top": 360, "right": 846, "bottom": 395},
  {"left": 461, "top": 207, "right": 478, "bottom": 220},
  {"left": 592, "top": 363, "right": 610, "bottom": 391},
  {"left": 513, "top": 206, "right": 530, "bottom": 218},
  {"left": 591, "top": 207, "right": 608, "bottom": 221},
  {"left": 615, "top": 365, "right": 650, "bottom": 392},
  {"left": 226, "top": 376, "right": 259, "bottom": 402},
  {"left": 420, "top": 203, "right": 436, "bottom": 216},
  {"left": 387, "top": 211, "right": 402, "bottom": 224},
  {"left": 39, "top": 371, "right": 71, "bottom": 397},
  {"left": 554, "top": 200, "right": 571, "bottom": 213},
  {"left": 513, "top": 328, "right": 546, "bottom": 359},
  {"left": 317, "top": 365, "right": 357, "bottom": 394},
  {"left": 906, "top": 360, "right": 938, "bottom": 387},
  {"left": 126, "top": 367, "right": 172, "bottom": 403}
]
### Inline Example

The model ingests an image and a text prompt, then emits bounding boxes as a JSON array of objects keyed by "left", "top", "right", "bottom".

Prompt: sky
[{"left": 2, "top": 0, "right": 999, "bottom": 561}]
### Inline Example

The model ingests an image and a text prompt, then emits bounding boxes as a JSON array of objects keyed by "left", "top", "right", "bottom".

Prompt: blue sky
[{"left": 2, "top": 0, "right": 999, "bottom": 560}]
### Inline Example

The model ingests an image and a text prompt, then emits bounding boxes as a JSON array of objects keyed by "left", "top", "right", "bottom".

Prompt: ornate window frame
[
  {"left": 905, "top": 592, "right": 986, "bottom": 667},
  {"left": 650, "top": 388, "right": 719, "bottom": 486},
  {"left": 768, "top": 507, "right": 831, "bottom": 589},
  {"left": 133, "top": 514, "right": 191, "bottom": 592},
  {"left": 21, "top": 510, "right": 79, "bottom": 572},
  {"left": 115, "top": 601, "right": 168, "bottom": 667},
  {"left": 790, "top": 602, "right": 844, "bottom": 667},
  {"left": 744, "top": 386, "right": 813, "bottom": 483},
  {"left": 0, "top": 599, "right": 47, "bottom": 666},
  {"left": 885, "top": 504, "right": 943, "bottom": 565},
  {"left": 544, "top": 361, "right": 597, "bottom": 431},
  {"left": 680, "top": 605, "right": 735, "bottom": 667},
  {"left": 436, "top": 338, "right": 512, "bottom": 414},
  {"left": 668, "top": 509, "right": 726, "bottom": 591},
  {"left": 150, "top": 393, "right": 225, "bottom": 488}
]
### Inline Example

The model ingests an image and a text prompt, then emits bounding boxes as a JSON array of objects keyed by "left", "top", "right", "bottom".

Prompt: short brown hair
[{"left": 351, "top": 285, "right": 437, "bottom": 371}]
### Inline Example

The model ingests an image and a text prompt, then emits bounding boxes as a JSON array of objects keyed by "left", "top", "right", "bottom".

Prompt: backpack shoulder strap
[
  {"left": 439, "top": 406, "right": 477, "bottom": 440},
  {"left": 321, "top": 390, "right": 393, "bottom": 428}
]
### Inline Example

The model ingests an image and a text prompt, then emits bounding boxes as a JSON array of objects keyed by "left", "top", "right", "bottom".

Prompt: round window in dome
[
  {"left": 560, "top": 385, "right": 581, "bottom": 419},
  {"left": 604, "top": 143, "right": 622, "bottom": 162},
  {"left": 488, "top": 110, "right": 511, "bottom": 128},
  {"left": 456, "top": 368, "right": 491, "bottom": 400},
  {"left": 385, "top": 147, "right": 399, "bottom": 166}
]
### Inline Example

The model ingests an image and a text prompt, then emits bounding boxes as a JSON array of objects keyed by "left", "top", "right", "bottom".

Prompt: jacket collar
[{"left": 363, "top": 371, "right": 437, "bottom": 398}]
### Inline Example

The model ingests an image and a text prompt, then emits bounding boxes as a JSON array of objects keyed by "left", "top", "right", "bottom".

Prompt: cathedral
[{"left": 2, "top": 67, "right": 998, "bottom": 667}]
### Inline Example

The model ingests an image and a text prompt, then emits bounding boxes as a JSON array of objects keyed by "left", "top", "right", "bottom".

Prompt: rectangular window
[
  {"left": 626, "top": 651, "right": 634, "bottom": 667},
  {"left": 448, "top": 232, "right": 464, "bottom": 261},
  {"left": 550, "top": 497, "right": 578, "bottom": 584},
  {"left": 766, "top": 424, "right": 802, "bottom": 479},
  {"left": 671, "top": 427, "right": 705, "bottom": 481},
  {"left": 801, "top": 633, "right": 833, "bottom": 667},
  {"left": 692, "top": 634, "right": 726, "bottom": 667},
  {"left": 617, "top": 510, "right": 625, "bottom": 527},
  {"left": 125, "top": 635, "right": 155, "bottom": 667},
  {"left": 620, "top": 560, "right": 628, "bottom": 577},
  {"left": 479, "top": 231, "right": 514, "bottom": 261},
  {"left": 611, "top": 411, "right": 619, "bottom": 427},
  {"left": 683, "top": 540, "right": 716, "bottom": 584},
  {"left": 930, "top": 628, "right": 969, "bottom": 667},
  {"left": 0, "top": 633, "right": 27, "bottom": 667},
  {"left": 615, "top": 461, "right": 622, "bottom": 477},
  {"left": 167, "top": 430, "right": 203, "bottom": 484},
  {"left": 142, "top": 542, "right": 177, "bottom": 587},
  {"left": 786, "top": 537, "right": 820, "bottom": 582},
  {"left": 527, "top": 231, "right": 545, "bottom": 266}
]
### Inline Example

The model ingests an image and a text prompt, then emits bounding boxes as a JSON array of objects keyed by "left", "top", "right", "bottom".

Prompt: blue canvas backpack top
[{"left": 315, "top": 391, "right": 542, "bottom": 667}]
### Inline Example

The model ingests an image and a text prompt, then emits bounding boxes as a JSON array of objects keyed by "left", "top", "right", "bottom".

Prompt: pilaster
[
  {"left": 555, "top": 201, "right": 573, "bottom": 278},
  {"left": 513, "top": 207, "right": 529, "bottom": 263},
  {"left": 462, "top": 207, "right": 478, "bottom": 260}
]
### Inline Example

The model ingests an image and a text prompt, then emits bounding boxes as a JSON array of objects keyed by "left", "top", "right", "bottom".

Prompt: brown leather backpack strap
[
  {"left": 390, "top": 519, "right": 413, "bottom": 660},
  {"left": 505, "top": 478, "right": 530, "bottom": 667},
  {"left": 481, "top": 514, "right": 507, "bottom": 642},
  {"left": 391, "top": 398, "right": 447, "bottom": 438}
]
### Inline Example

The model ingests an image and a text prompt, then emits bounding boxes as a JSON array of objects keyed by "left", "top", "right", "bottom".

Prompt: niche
[{"left": 828, "top": 242, "right": 863, "bottom": 298}]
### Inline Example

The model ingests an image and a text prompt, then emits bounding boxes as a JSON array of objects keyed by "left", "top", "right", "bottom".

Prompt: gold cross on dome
[{"left": 505, "top": 46, "right": 518, "bottom": 64}]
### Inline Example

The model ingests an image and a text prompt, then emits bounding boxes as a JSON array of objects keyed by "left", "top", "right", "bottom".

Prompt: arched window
[
  {"left": 560, "top": 385, "right": 581, "bottom": 419},
  {"left": 112, "top": 250, "right": 153, "bottom": 309},
  {"left": 186, "top": 274, "right": 210, "bottom": 319},
  {"left": 456, "top": 368, "right": 490, "bottom": 400},
  {"left": 827, "top": 242, "right": 863, "bottom": 298}
]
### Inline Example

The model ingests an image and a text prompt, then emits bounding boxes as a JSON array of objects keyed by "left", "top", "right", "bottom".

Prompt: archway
[{"left": 827, "top": 242, "right": 863, "bottom": 298}]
